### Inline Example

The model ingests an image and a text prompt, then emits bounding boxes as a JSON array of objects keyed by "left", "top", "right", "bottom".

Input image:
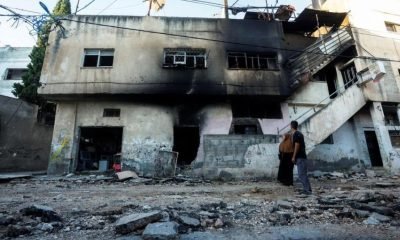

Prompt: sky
[{"left": 0, "top": 0, "right": 311, "bottom": 47}]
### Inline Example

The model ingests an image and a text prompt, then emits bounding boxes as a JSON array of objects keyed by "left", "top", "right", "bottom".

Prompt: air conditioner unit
[{"left": 359, "top": 61, "right": 386, "bottom": 84}]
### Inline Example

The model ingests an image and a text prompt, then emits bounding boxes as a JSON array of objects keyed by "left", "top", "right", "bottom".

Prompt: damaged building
[{"left": 40, "top": 0, "right": 400, "bottom": 178}]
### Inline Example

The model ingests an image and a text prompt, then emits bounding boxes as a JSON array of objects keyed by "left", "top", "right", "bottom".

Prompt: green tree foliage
[{"left": 12, "top": 0, "right": 71, "bottom": 105}]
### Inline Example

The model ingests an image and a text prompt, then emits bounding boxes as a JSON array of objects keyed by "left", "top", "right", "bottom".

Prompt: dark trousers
[
  {"left": 296, "top": 158, "right": 312, "bottom": 192},
  {"left": 278, "top": 153, "right": 294, "bottom": 186}
]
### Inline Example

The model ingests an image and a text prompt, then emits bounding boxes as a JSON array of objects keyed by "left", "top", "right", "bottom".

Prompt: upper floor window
[
  {"left": 4, "top": 68, "right": 27, "bottom": 80},
  {"left": 83, "top": 49, "right": 114, "bottom": 67},
  {"left": 163, "top": 48, "right": 207, "bottom": 69},
  {"left": 103, "top": 108, "right": 120, "bottom": 117},
  {"left": 227, "top": 52, "right": 278, "bottom": 70},
  {"left": 385, "top": 22, "right": 400, "bottom": 32}
]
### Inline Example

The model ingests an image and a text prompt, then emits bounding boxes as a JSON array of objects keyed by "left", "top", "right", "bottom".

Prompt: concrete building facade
[
  {"left": 0, "top": 46, "right": 31, "bottom": 98},
  {"left": 40, "top": 2, "right": 400, "bottom": 178}
]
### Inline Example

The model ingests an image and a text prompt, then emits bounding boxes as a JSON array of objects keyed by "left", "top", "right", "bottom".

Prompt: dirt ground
[{"left": 0, "top": 171, "right": 399, "bottom": 239}]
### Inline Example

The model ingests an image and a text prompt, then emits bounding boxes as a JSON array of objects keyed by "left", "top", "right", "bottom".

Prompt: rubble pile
[{"left": 0, "top": 170, "right": 399, "bottom": 239}]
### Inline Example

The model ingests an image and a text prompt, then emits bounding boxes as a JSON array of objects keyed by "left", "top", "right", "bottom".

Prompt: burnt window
[
  {"left": 83, "top": 49, "right": 114, "bottom": 67},
  {"left": 232, "top": 101, "right": 282, "bottom": 119},
  {"left": 4, "top": 68, "right": 27, "bottom": 80},
  {"left": 385, "top": 22, "right": 400, "bottom": 32},
  {"left": 389, "top": 131, "right": 400, "bottom": 148},
  {"left": 227, "top": 52, "right": 278, "bottom": 70},
  {"left": 382, "top": 103, "right": 399, "bottom": 126},
  {"left": 103, "top": 108, "right": 120, "bottom": 117},
  {"left": 163, "top": 48, "right": 207, "bottom": 69},
  {"left": 341, "top": 62, "right": 357, "bottom": 89}
]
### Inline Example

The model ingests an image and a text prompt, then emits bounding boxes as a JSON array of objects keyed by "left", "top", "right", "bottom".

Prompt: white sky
[{"left": 0, "top": 0, "right": 311, "bottom": 47}]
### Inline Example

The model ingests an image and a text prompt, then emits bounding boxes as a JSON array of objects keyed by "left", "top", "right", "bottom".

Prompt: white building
[{"left": 0, "top": 46, "right": 32, "bottom": 98}]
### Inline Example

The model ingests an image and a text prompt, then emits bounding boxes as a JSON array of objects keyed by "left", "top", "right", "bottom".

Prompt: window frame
[
  {"left": 163, "top": 48, "right": 207, "bottom": 69},
  {"left": 4, "top": 68, "right": 28, "bottom": 80},
  {"left": 82, "top": 49, "right": 115, "bottom": 68},
  {"left": 103, "top": 108, "right": 121, "bottom": 117},
  {"left": 227, "top": 51, "right": 279, "bottom": 70}
]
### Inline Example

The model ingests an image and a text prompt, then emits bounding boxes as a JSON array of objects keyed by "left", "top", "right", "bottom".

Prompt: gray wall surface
[
  {"left": 39, "top": 16, "right": 291, "bottom": 98},
  {"left": 0, "top": 96, "right": 53, "bottom": 172}
]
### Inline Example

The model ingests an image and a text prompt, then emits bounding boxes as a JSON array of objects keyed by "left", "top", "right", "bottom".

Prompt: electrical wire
[
  {"left": 179, "top": 0, "right": 224, "bottom": 8},
  {"left": 76, "top": 0, "right": 96, "bottom": 13},
  {"left": 60, "top": 17, "right": 400, "bottom": 63},
  {"left": 97, "top": 0, "right": 120, "bottom": 15}
]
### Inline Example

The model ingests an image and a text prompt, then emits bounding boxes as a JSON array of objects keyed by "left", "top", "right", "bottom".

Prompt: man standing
[{"left": 290, "top": 121, "right": 312, "bottom": 195}]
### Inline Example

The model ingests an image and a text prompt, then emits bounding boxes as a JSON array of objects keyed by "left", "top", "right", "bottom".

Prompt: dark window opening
[
  {"left": 341, "top": 62, "right": 357, "bottom": 89},
  {"left": 83, "top": 49, "right": 114, "bottom": 67},
  {"left": 321, "top": 135, "right": 334, "bottom": 144},
  {"left": 230, "top": 118, "right": 263, "bottom": 135},
  {"left": 389, "top": 131, "right": 400, "bottom": 148},
  {"left": 317, "top": 67, "right": 338, "bottom": 99},
  {"left": 103, "top": 108, "right": 120, "bottom": 117},
  {"left": 77, "top": 127, "right": 123, "bottom": 172},
  {"left": 173, "top": 126, "right": 200, "bottom": 166},
  {"left": 234, "top": 125, "right": 258, "bottom": 134},
  {"left": 163, "top": 48, "right": 207, "bottom": 69},
  {"left": 364, "top": 131, "right": 383, "bottom": 167},
  {"left": 37, "top": 103, "right": 56, "bottom": 125},
  {"left": 232, "top": 101, "right": 282, "bottom": 119},
  {"left": 5, "top": 68, "right": 28, "bottom": 80},
  {"left": 382, "top": 103, "right": 399, "bottom": 126},
  {"left": 227, "top": 52, "right": 278, "bottom": 70}
]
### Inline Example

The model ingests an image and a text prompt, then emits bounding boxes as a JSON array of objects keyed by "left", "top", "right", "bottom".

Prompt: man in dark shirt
[{"left": 291, "top": 120, "right": 312, "bottom": 195}]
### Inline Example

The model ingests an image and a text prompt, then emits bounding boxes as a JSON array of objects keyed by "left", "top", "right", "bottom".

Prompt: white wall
[{"left": 0, "top": 47, "right": 31, "bottom": 98}]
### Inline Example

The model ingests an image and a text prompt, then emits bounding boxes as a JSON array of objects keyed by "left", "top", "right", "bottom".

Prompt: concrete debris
[
  {"left": 363, "top": 212, "right": 392, "bottom": 225},
  {"left": 0, "top": 171, "right": 399, "bottom": 239},
  {"left": 142, "top": 221, "right": 179, "bottom": 240},
  {"left": 365, "top": 170, "right": 376, "bottom": 178},
  {"left": 115, "top": 211, "right": 163, "bottom": 234},
  {"left": 0, "top": 173, "right": 32, "bottom": 183},
  {"left": 277, "top": 200, "right": 293, "bottom": 209},
  {"left": 116, "top": 171, "right": 139, "bottom": 181},
  {"left": 20, "top": 204, "right": 62, "bottom": 222},
  {"left": 375, "top": 182, "right": 396, "bottom": 188},
  {"left": 178, "top": 215, "right": 200, "bottom": 228}
]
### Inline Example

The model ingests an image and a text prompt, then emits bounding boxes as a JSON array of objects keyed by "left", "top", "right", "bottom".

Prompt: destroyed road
[{"left": 0, "top": 172, "right": 399, "bottom": 239}]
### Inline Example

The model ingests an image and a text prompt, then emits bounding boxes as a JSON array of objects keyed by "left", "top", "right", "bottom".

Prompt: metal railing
[
  {"left": 287, "top": 27, "right": 354, "bottom": 84},
  {"left": 278, "top": 76, "right": 362, "bottom": 136}
]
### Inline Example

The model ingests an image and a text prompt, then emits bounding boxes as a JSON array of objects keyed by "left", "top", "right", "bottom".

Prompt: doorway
[
  {"left": 364, "top": 131, "right": 383, "bottom": 167},
  {"left": 173, "top": 126, "right": 200, "bottom": 166},
  {"left": 77, "top": 127, "right": 123, "bottom": 172}
]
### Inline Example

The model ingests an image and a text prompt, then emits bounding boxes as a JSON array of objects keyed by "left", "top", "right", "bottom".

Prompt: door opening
[
  {"left": 173, "top": 126, "right": 200, "bottom": 166},
  {"left": 364, "top": 131, "right": 383, "bottom": 167},
  {"left": 77, "top": 127, "right": 123, "bottom": 172}
]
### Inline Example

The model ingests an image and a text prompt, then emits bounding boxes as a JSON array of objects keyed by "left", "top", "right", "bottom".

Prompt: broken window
[
  {"left": 385, "top": 22, "right": 400, "bottom": 32},
  {"left": 227, "top": 52, "right": 278, "bottom": 70},
  {"left": 341, "top": 62, "right": 357, "bottom": 89},
  {"left": 163, "top": 48, "right": 207, "bottom": 69},
  {"left": 389, "top": 131, "right": 400, "bottom": 148},
  {"left": 83, "top": 49, "right": 114, "bottom": 67},
  {"left": 103, "top": 108, "right": 120, "bottom": 117},
  {"left": 4, "top": 68, "right": 27, "bottom": 80},
  {"left": 382, "top": 103, "right": 400, "bottom": 126}
]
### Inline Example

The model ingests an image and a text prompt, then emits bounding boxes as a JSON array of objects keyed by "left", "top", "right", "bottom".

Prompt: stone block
[
  {"left": 142, "top": 221, "right": 178, "bottom": 240},
  {"left": 115, "top": 211, "right": 163, "bottom": 235}
]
